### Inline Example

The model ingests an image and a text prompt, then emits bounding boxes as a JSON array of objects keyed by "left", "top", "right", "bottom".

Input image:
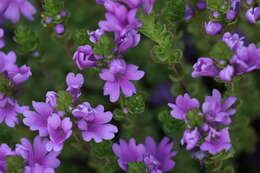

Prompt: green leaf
[
  {"left": 210, "top": 42, "right": 233, "bottom": 61},
  {"left": 223, "top": 166, "right": 235, "bottom": 173},
  {"left": 113, "top": 108, "right": 125, "bottom": 120},
  {"left": 186, "top": 110, "right": 203, "bottom": 127},
  {"left": 56, "top": 90, "right": 72, "bottom": 111},
  {"left": 163, "top": 0, "right": 185, "bottom": 21},
  {"left": 90, "top": 141, "right": 113, "bottom": 158},
  {"left": 93, "top": 35, "right": 114, "bottom": 56},
  {"left": 0, "top": 74, "right": 11, "bottom": 96},
  {"left": 124, "top": 94, "right": 145, "bottom": 115},
  {"left": 73, "top": 29, "right": 92, "bottom": 46},
  {"left": 6, "top": 156, "right": 24, "bottom": 173},
  {"left": 127, "top": 162, "right": 146, "bottom": 173},
  {"left": 207, "top": 0, "right": 230, "bottom": 12},
  {"left": 43, "top": 0, "right": 64, "bottom": 17}
]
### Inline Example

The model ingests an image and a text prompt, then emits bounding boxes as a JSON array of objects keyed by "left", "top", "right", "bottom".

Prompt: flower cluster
[
  {"left": 168, "top": 89, "right": 236, "bottom": 155},
  {"left": 113, "top": 137, "right": 177, "bottom": 172},
  {"left": 192, "top": 32, "right": 260, "bottom": 81}
]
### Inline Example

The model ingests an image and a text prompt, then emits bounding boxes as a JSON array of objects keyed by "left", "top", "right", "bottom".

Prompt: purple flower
[
  {"left": 192, "top": 58, "right": 219, "bottom": 78},
  {"left": 72, "top": 102, "right": 118, "bottom": 143},
  {"left": 196, "top": 1, "right": 206, "bottom": 11},
  {"left": 0, "top": 144, "right": 15, "bottom": 172},
  {"left": 144, "top": 137, "right": 177, "bottom": 173},
  {"left": 15, "top": 136, "right": 60, "bottom": 172},
  {"left": 0, "top": 28, "right": 5, "bottom": 49},
  {"left": 0, "top": 0, "right": 36, "bottom": 23},
  {"left": 55, "top": 24, "right": 65, "bottom": 35},
  {"left": 219, "top": 65, "right": 234, "bottom": 82},
  {"left": 184, "top": 5, "right": 194, "bottom": 20},
  {"left": 246, "top": 0, "right": 253, "bottom": 5},
  {"left": 202, "top": 89, "right": 237, "bottom": 126},
  {"left": 66, "top": 72, "right": 84, "bottom": 101},
  {"left": 45, "top": 91, "right": 58, "bottom": 109},
  {"left": 46, "top": 114, "right": 72, "bottom": 152},
  {"left": 168, "top": 94, "right": 200, "bottom": 121},
  {"left": 204, "top": 21, "right": 223, "bottom": 35},
  {"left": 23, "top": 101, "right": 54, "bottom": 136},
  {"left": 7, "top": 65, "right": 32, "bottom": 85},
  {"left": 0, "top": 94, "right": 28, "bottom": 127},
  {"left": 121, "top": 0, "right": 141, "bottom": 9},
  {"left": 99, "top": 58, "right": 145, "bottom": 102},
  {"left": 226, "top": 0, "right": 241, "bottom": 21},
  {"left": 115, "top": 29, "right": 140, "bottom": 53},
  {"left": 112, "top": 138, "right": 145, "bottom": 171},
  {"left": 0, "top": 51, "right": 17, "bottom": 73},
  {"left": 230, "top": 43, "right": 260, "bottom": 74},
  {"left": 222, "top": 32, "right": 244, "bottom": 53},
  {"left": 200, "top": 127, "right": 232, "bottom": 154},
  {"left": 245, "top": 7, "right": 260, "bottom": 24},
  {"left": 181, "top": 128, "right": 201, "bottom": 150},
  {"left": 73, "top": 45, "right": 102, "bottom": 70},
  {"left": 88, "top": 29, "right": 104, "bottom": 44},
  {"left": 142, "top": 0, "right": 155, "bottom": 15}
]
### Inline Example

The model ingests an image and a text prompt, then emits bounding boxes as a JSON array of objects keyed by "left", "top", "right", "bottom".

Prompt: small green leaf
[
  {"left": 127, "top": 162, "right": 146, "bottom": 173},
  {"left": 90, "top": 141, "right": 113, "bottom": 158},
  {"left": 43, "top": 0, "right": 64, "bottom": 17},
  {"left": 73, "top": 29, "right": 92, "bottom": 46},
  {"left": 163, "top": 0, "right": 185, "bottom": 21},
  {"left": 113, "top": 108, "right": 125, "bottom": 120},
  {"left": 93, "top": 35, "right": 114, "bottom": 56},
  {"left": 124, "top": 94, "right": 145, "bottom": 115},
  {"left": 6, "top": 156, "right": 24, "bottom": 173},
  {"left": 210, "top": 42, "right": 233, "bottom": 61},
  {"left": 57, "top": 90, "right": 72, "bottom": 111}
]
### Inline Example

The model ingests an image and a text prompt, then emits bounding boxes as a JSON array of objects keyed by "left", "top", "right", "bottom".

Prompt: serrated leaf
[
  {"left": 124, "top": 94, "right": 145, "bottom": 115},
  {"left": 90, "top": 141, "right": 113, "bottom": 158},
  {"left": 43, "top": 0, "right": 64, "bottom": 17},
  {"left": 210, "top": 42, "right": 233, "bottom": 61},
  {"left": 164, "top": 0, "right": 185, "bottom": 21},
  {"left": 6, "top": 156, "right": 24, "bottom": 173},
  {"left": 57, "top": 90, "right": 72, "bottom": 111},
  {"left": 74, "top": 29, "right": 92, "bottom": 46},
  {"left": 127, "top": 162, "right": 146, "bottom": 173},
  {"left": 93, "top": 35, "right": 114, "bottom": 56}
]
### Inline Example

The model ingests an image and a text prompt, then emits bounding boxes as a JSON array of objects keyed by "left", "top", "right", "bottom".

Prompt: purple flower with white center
[
  {"left": 184, "top": 5, "right": 194, "bottom": 20},
  {"left": 144, "top": 137, "right": 177, "bottom": 173},
  {"left": 115, "top": 29, "right": 140, "bottom": 53},
  {"left": 196, "top": 1, "right": 206, "bottom": 11},
  {"left": 204, "top": 21, "right": 223, "bottom": 35},
  {"left": 0, "top": 94, "right": 28, "bottom": 127},
  {"left": 192, "top": 57, "right": 219, "bottom": 78},
  {"left": 66, "top": 72, "right": 84, "bottom": 102},
  {"left": 45, "top": 91, "right": 58, "bottom": 109},
  {"left": 0, "top": 28, "right": 4, "bottom": 49},
  {"left": 0, "top": 144, "right": 15, "bottom": 172},
  {"left": 0, "top": 0, "right": 36, "bottom": 23},
  {"left": 46, "top": 114, "right": 72, "bottom": 152},
  {"left": 23, "top": 101, "right": 54, "bottom": 136},
  {"left": 200, "top": 127, "right": 232, "bottom": 154},
  {"left": 219, "top": 65, "right": 234, "bottom": 82},
  {"left": 202, "top": 89, "right": 237, "bottom": 126},
  {"left": 222, "top": 32, "right": 244, "bottom": 53},
  {"left": 142, "top": 0, "right": 155, "bottom": 15},
  {"left": 181, "top": 128, "right": 201, "bottom": 150},
  {"left": 99, "top": 58, "right": 145, "bottom": 102},
  {"left": 121, "top": 0, "right": 141, "bottom": 9},
  {"left": 73, "top": 45, "right": 102, "bottom": 70},
  {"left": 168, "top": 93, "right": 200, "bottom": 121},
  {"left": 7, "top": 65, "right": 32, "bottom": 85},
  {"left": 245, "top": 7, "right": 260, "bottom": 24},
  {"left": 15, "top": 136, "right": 60, "bottom": 172},
  {"left": 88, "top": 29, "right": 104, "bottom": 44},
  {"left": 112, "top": 138, "right": 145, "bottom": 171},
  {"left": 72, "top": 102, "right": 118, "bottom": 143},
  {"left": 55, "top": 24, "right": 65, "bottom": 35},
  {"left": 230, "top": 43, "right": 260, "bottom": 74}
]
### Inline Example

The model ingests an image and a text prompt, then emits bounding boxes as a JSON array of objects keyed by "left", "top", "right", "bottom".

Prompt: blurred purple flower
[
  {"left": 181, "top": 128, "right": 201, "bottom": 150},
  {"left": 72, "top": 102, "right": 118, "bottom": 143},
  {"left": 0, "top": 28, "right": 4, "bottom": 49},
  {"left": 192, "top": 57, "right": 219, "bottom": 78},
  {"left": 219, "top": 65, "right": 234, "bottom": 82},
  {"left": 99, "top": 58, "right": 144, "bottom": 102},
  {"left": 222, "top": 32, "right": 244, "bottom": 53},
  {"left": 196, "top": 1, "right": 206, "bottom": 11},
  {"left": 245, "top": 7, "right": 260, "bottom": 24},
  {"left": 55, "top": 24, "right": 65, "bottom": 35},
  {"left": 88, "top": 29, "right": 104, "bottom": 44},
  {"left": 45, "top": 91, "right": 58, "bottom": 109},
  {"left": 66, "top": 72, "right": 84, "bottom": 102},
  {"left": 121, "top": 0, "right": 141, "bottom": 9},
  {"left": 142, "top": 0, "right": 155, "bottom": 15},
  {"left": 0, "top": 144, "right": 15, "bottom": 172},
  {"left": 204, "top": 21, "right": 223, "bottom": 35},
  {"left": 7, "top": 65, "right": 32, "bottom": 85},
  {"left": 184, "top": 5, "right": 193, "bottom": 20}
]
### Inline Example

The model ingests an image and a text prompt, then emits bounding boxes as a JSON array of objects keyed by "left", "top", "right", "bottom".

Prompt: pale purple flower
[
  {"left": 46, "top": 114, "right": 72, "bottom": 152},
  {"left": 45, "top": 91, "right": 58, "bottom": 109},
  {"left": 60, "top": 10, "right": 68, "bottom": 17},
  {"left": 66, "top": 72, "right": 84, "bottom": 101},
  {"left": 142, "top": 0, "right": 155, "bottom": 15},
  {"left": 0, "top": 51, "right": 17, "bottom": 73},
  {"left": 246, "top": 0, "right": 253, "bottom": 5},
  {"left": 115, "top": 29, "right": 140, "bottom": 53},
  {"left": 245, "top": 7, "right": 260, "bottom": 24},
  {"left": 0, "top": 94, "right": 28, "bottom": 127},
  {"left": 204, "top": 21, "right": 223, "bottom": 35},
  {"left": 184, "top": 5, "right": 193, "bottom": 20},
  {"left": 226, "top": 0, "right": 240, "bottom": 20},
  {"left": 200, "top": 127, "right": 232, "bottom": 154},
  {"left": 7, "top": 65, "right": 32, "bottom": 85},
  {"left": 212, "top": 11, "right": 220, "bottom": 18},
  {"left": 202, "top": 89, "right": 237, "bottom": 126},
  {"left": 196, "top": 1, "right": 206, "bottom": 11},
  {"left": 144, "top": 137, "right": 177, "bottom": 173},
  {"left": 73, "top": 45, "right": 102, "bottom": 70},
  {"left": 121, "top": 0, "right": 141, "bottom": 9},
  {"left": 230, "top": 43, "right": 260, "bottom": 74},
  {"left": 112, "top": 138, "right": 145, "bottom": 171},
  {"left": 181, "top": 128, "right": 201, "bottom": 150},
  {"left": 99, "top": 58, "right": 145, "bottom": 102},
  {"left": 16, "top": 136, "right": 60, "bottom": 173},
  {"left": 72, "top": 102, "right": 118, "bottom": 143},
  {"left": 0, "top": 28, "right": 4, "bottom": 49},
  {"left": 44, "top": 17, "right": 52, "bottom": 24},
  {"left": 23, "top": 101, "right": 54, "bottom": 136},
  {"left": 222, "top": 32, "right": 244, "bottom": 53},
  {"left": 55, "top": 24, "right": 65, "bottom": 35},
  {"left": 0, "top": 144, "right": 15, "bottom": 172},
  {"left": 88, "top": 29, "right": 104, "bottom": 44},
  {"left": 219, "top": 65, "right": 234, "bottom": 82},
  {"left": 168, "top": 93, "right": 200, "bottom": 121},
  {"left": 0, "top": 0, "right": 36, "bottom": 23},
  {"left": 96, "top": 0, "right": 105, "bottom": 4},
  {"left": 192, "top": 58, "right": 219, "bottom": 78}
]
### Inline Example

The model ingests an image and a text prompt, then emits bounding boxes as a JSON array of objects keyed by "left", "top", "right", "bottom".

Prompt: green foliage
[
  {"left": 90, "top": 141, "right": 113, "bottom": 158},
  {"left": 56, "top": 90, "right": 72, "bottom": 111},
  {"left": 210, "top": 42, "right": 233, "bottom": 61},
  {"left": 127, "top": 162, "right": 146, "bottom": 173},
  {"left": 73, "top": 29, "right": 92, "bottom": 46},
  {"left": 113, "top": 108, "right": 125, "bottom": 120},
  {"left": 43, "top": 0, "right": 64, "bottom": 17},
  {"left": 207, "top": 0, "right": 230, "bottom": 13},
  {"left": 163, "top": 0, "right": 185, "bottom": 21},
  {"left": 93, "top": 35, "right": 114, "bottom": 56},
  {"left": 13, "top": 25, "right": 39, "bottom": 55},
  {"left": 6, "top": 156, "right": 24, "bottom": 173},
  {"left": 124, "top": 94, "right": 145, "bottom": 115},
  {"left": 0, "top": 74, "right": 11, "bottom": 96},
  {"left": 223, "top": 166, "right": 235, "bottom": 173},
  {"left": 186, "top": 110, "right": 203, "bottom": 127}
]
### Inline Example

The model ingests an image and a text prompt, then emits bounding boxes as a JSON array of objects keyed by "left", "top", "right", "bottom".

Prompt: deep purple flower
[
  {"left": 66, "top": 72, "right": 84, "bottom": 101},
  {"left": 219, "top": 65, "right": 234, "bottom": 82},
  {"left": 144, "top": 137, "right": 177, "bottom": 173},
  {"left": 7, "top": 65, "right": 32, "bottom": 85},
  {"left": 0, "top": 0, "right": 36, "bottom": 23},
  {"left": 73, "top": 45, "right": 102, "bottom": 70},
  {"left": 184, "top": 5, "right": 194, "bottom": 20},
  {"left": 121, "top": 0, "right": 141, "bottom": 9},
  {"left": 115, "top": 29, "right": 140, "bottom": 53},
  {"left": 15, "top": 136, "right": 60, "bottom": 172},
  {"left": 142, "top": 0, "right": 155, "bottom": 15},
  {"left": 45, "top": 91, "right": 58, "bottom": 109},
  {"left": 55, "top": 24, "right": 65, "bottom": 35},
  {"left": 168, "top": 93, "right": 200, "bottom": 121},
  {"left": 0, "top": 94, "right": 28, "bottom": 127},
  {"left": 99, "top": 58, "right": 144, "bottom": 102},
  {"left": 230, "top": 43, "right": 260, "bottom": 74},
  {"left": 23, "top": 101, "right": 54, "bottom": 136},
  {"left": 192, "top": 58, "right": 219, "bottom": 78},
  {"left": 46, "top": 114, "right": 72, "bottom": 152},
  {"left": 0, "top": 28, "right": 4, "bottom": 49},
  {"left": 88, "top": 29, "right": 104, "bottom": 44},
  {"left": 245, "top": 7, "right": 260, "bottom": 24},
  {"left": 60, "top": 10, "right": 68, "bottom": 17},
  {"left": 181, "top": 128, "right": 201, "bottom": 150},
  {"left": 72, "top": 102, "right": 118, "bottom": 143},
  {"left": 204, "top": 21, "right": 223, "bottom": 35},
  {"left": 200, "top": 127, "right": 232, "bottom": 154},
  {"left": 112, "top": 138, "right": 145, "bottom": 171},
  {"left": 202, "top": 89, "right": 237, "bottom": 126},
  {"left": 0, "top": 144, "right": 15, "bottom": 172},
  {"left": 226, "top": 0, "right": 240, "bottom": 20},
  {"left": 196, "top": 1, "right": 206, "bottom": 11},
  {"left": 222, "top": 32, "right": 244, "bottom": 53}
]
